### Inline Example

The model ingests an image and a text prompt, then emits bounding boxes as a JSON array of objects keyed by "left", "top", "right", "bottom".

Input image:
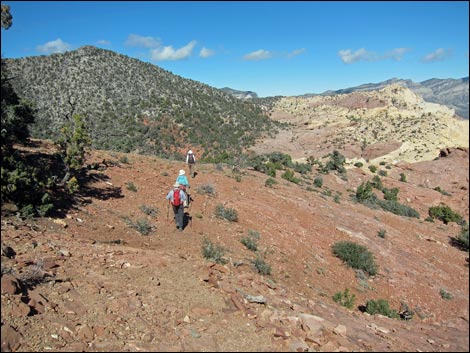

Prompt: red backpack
[{"left": 172, "top": 188, "right": 181, "bottom": 206}]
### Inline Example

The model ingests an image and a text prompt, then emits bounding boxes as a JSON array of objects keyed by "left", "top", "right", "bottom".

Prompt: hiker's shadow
[
  {"left": 183, "top": 212, "right": 192, "bottom": 230},
  {"left": 192, "top": 171, "right": 198, "bottom": 179}
]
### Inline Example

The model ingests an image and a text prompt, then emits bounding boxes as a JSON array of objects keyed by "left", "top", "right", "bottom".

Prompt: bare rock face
[{"left": 362, "top": 140, "right": 402, "bottom": 161}]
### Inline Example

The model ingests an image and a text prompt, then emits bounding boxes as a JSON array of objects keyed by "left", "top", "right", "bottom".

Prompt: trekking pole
[{"left": 166, "top": 201, "right": 169, "bottom": 221}]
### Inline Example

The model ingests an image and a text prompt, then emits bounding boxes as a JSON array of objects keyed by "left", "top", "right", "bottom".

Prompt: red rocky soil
[{"left": 1, "top": 140, "right": 469, "bottom": 352}]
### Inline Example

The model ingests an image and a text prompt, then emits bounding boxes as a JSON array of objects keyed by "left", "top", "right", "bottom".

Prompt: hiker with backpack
[
  {"left": 176, "top": 169, "right": 191, "bottom": 208},
  {"left": 186, "top": 150, "right": 196, "bottom": 178},
  {"left": 165, "top": 182, "right": 187, "bottom": 231}
]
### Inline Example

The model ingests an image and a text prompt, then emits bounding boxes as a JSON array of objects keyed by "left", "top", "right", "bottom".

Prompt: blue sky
[{"left": 1, "top": 1, "right": 469, "bottom": 97}]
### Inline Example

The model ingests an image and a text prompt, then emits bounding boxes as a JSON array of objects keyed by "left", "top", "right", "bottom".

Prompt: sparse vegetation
[
  {"left": 365, "top": 299, "right": 399, "bottom": 318},
  {"left": 332, "top": 241, "right": 378, "bottom": 276},
  {"left": 439, "top": 288, "right": 453, "bottom": 300},
  {"left": 265, "top": 177, "right": 277, "bottom": 188},
  {"left": 126, "top": 181, "right": 138, "bottom": 192},
  {"left": 241, "top": 230, "right": 260, "bottom": 251},
  {"left": 378, "top": 229, "right": 386, "bottom": 238},
  {"left": 214, "top": 204, "right": 238, "bottom": 222},
  {"left": 251, "top": 255, "right": 272, "bottom": 275},
  {"left": 428, "top": 204, "right": 463, "bottom": 225},
  {"left": 201, "top": 237, "right": 227, "bottom": 264},
  {"left": 197, "top": 183, "right": 216, "bottom": 195},
  {"left": 333, "top": 288, "right": 356, "bottom": 309}
]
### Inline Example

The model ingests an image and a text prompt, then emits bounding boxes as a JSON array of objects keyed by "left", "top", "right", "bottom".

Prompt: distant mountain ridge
[
  {"left": 312, "top": 77, "right": 469, "bottom": 119},
  {"left": 223, "top": 77, "right": 469, "bottom": 119}
]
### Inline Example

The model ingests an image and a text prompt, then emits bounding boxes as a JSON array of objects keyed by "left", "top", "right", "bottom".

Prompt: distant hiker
[
  {"left": 186, "top": 150, "right": 196, "bottom": 178},
  {"left": 166, "top": 182, "right": 187, "bottom": 231},
  {"left": 176, "top": 169, "right": 191, "bottom": 208}
]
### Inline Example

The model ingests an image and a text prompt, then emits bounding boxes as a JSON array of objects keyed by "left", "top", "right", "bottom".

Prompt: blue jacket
[{"left": 176, "top": 175, "right": 189, "bottom": 187}]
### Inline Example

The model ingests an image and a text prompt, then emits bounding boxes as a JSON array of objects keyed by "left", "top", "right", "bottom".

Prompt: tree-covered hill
[{"left": 4, "top": 46, "right": 283, "bottom": 159}]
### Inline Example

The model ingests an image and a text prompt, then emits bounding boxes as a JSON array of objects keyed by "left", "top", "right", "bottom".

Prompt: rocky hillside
[
  {"left": 310, "top": 77, "right": 469, "bottom": 120},
  {"left": 220, "top": 87, "right": 259, "bottom": 100},
  {"left": 251, "top": 84, "right": 469, "bottom": 166},
  {"left": 3, "top": 46, "right": 280, "bottom": 159},
  {"left": 1, "top": 139, "right": 468, "bottom": 352}
]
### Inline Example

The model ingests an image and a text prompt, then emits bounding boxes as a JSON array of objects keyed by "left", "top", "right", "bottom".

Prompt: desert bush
[
  {"left": 377, "top": 199, "right": 420, "bottom": 218},
  {"left": 354, "top": 162, "right": 363, "bottom": 168},
  {"left": 439, "top": 288, "right": 453, "bottom": 300},
  {"left": 365, "top": 299, "right": 398, "bottom": 318},
  {"left": 313, "top": 176, "right": 323, "bottom": 188},
  {"left": 332, "top": 288, "right": 356, "bottom": 309},
  {"left": 428, "top": 204, "right": 463, "bottom": 225},
  {"left": 382, "top": 187, "right": 399, "bottom": 202},
  {"left": 368, "top": 165, "right": 377, "bottom": 173},
  {"left": 457, "top": 223, "right": 469, "bottom": 250},
  {"left": 378, "top": 170, "right": 387, "bottom": 177},
  {"left": 201, "top": 237, "right": 227, "bottom": 264},
  {"left": 214, "top": 204, "right": 238, "bottom": 222},
  {"left": 251, "top": 255, "right": 272, "bottom": 275},
  {"left": 370, "top": 175, "right": 383, "bottom": 190},
  {"left": 265, "top": 178, "right": 277, "bottom": 188},
  {"left": 321, "top": 150, "right": 346, "bottom": 174},
  {"left": 399, "top": 173, "right": 407, "bottom": 182},
  {"left": 241, "top": 230, "right": 260, "bottom": 251},
  {"left": 139, "top": 205, "right": 159, "bottom": 217},
  {"left": 123, "top": 217, "right": 153, "bottom": 235},
  {"left": 332, "top": 241, "right": 378, "bottom": 276},
  {"left": 377, "top": 229, "right": 386, "bottom": 238},
  {"left": 281, "top": 169, "right": 301, "bottom": 184},
  {"left": 125, "top": 181, "right": 137, "bottom": 192},
  {"left": 355, "top": 181, "right": 376, "bottom": 202},
  {"left": 197, "top": 183, "right": 216, "bottom": 195}
]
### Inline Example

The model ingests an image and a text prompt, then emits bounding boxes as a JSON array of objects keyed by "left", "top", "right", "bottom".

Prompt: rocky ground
[{"left": 1, "top": 136, "right": 469, "bottom": 352}]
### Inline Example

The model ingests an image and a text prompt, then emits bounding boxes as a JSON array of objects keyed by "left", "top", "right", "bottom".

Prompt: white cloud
[
  {"left": 338, "top": 48, "right": 376, "bottom": 64},
  {"left": 151, "top": 40, "right": 197, "bottom": 61},
  {"left": 421, "top": 48, "right": 452, "bottom": 63},
  {"left": 383, "top": 47, "right": 411, "bottom": 61},
  {"left": 339, "top": 47, "right": 411, "bottom": 64},
  {"left": 125, "top": 34, "right": 160, "bottom": 48},
  {"left": 96, "top": 39, "right": 111, "bottom": 46},
  {"left": 243, "top": 49, "right": 272, "bottom": 61},
  {"left": 36, "top": 38, "right": 71, "bottom": 54},
  {"left": 199, "top": 47, "right": 215, "bottom": 58},
  {"left": 287, "top": 48, "right": 306, "bottom": 59}
]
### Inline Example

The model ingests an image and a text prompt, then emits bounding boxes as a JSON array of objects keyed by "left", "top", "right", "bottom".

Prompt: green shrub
[
  {"left": 355, "top": 182, "right": 376, "bottom": 202},
  {"left": 313, "top": 176, "right": 323, "bottom": 188},
  {"left": 428, "top": 204, "right": 462, "bottom": 224},
  {"left": 123, "top": 217, "right": 153, "bottom": 235},
  {"left": 378, "top": 170, "right": 387, "bottom": 177},
  {"left": 365, "top": 299, "right": 398, "bottom": 318},
  {"left": 201, "top": 237, "right": 227, "bottom": 264},
  {"left": 354, "top": 162, "right": 363, "bottom": 168},
  {"left": 382, "top": 187, "right": 399, "bottom": 201},
  {"left": 265, "top": 178, "right": 277, "bottom": 188},
  {"left": 399, "top": 173, "right": 407, "bottom": 182},
  {"left": 368, "top": 165, "right": 377, "bottom": 173},
  {"left": 457, "top": 223, "right": 469, "bottom": 250},
  {"left": 197, "top": 183, "right": 215, "bottom": 195},
  {"left": 251, "top": 255, "right": 272, "bottom": 275},
  {"left": 439, "top": 289, "right": 453, "bottom": 300},
  {"left": 370, "top": 175, "right": 383, "bottom": 190},
  {"left": 377, "top": 199, "right": 420, "bottom": 219},
  {"left": 332, "top": 241, "right": 378, "bottom": 276},
  {"left": 281, "top": 169, "right": 301, "bottom": 184},
  {"left": 377, "top": 229, "right": 386, "bottom": 238},
  {"left": 321, "top": 150, "right": 346, "bottom": 174},
  {"left": 241, "top": 230, "right": 260, "bottom": 251},
  {"left": 332, "top": 288, "right": 356, "bottom": 309},
  {"left": 139, "top": 205, "right": 159, "bottom": 217},
  {"left": 214, "top": 204, "right": 238, "bottom": 222},
  {"left": 126, "top": 181, "right": 137, "bottom": 192}
]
